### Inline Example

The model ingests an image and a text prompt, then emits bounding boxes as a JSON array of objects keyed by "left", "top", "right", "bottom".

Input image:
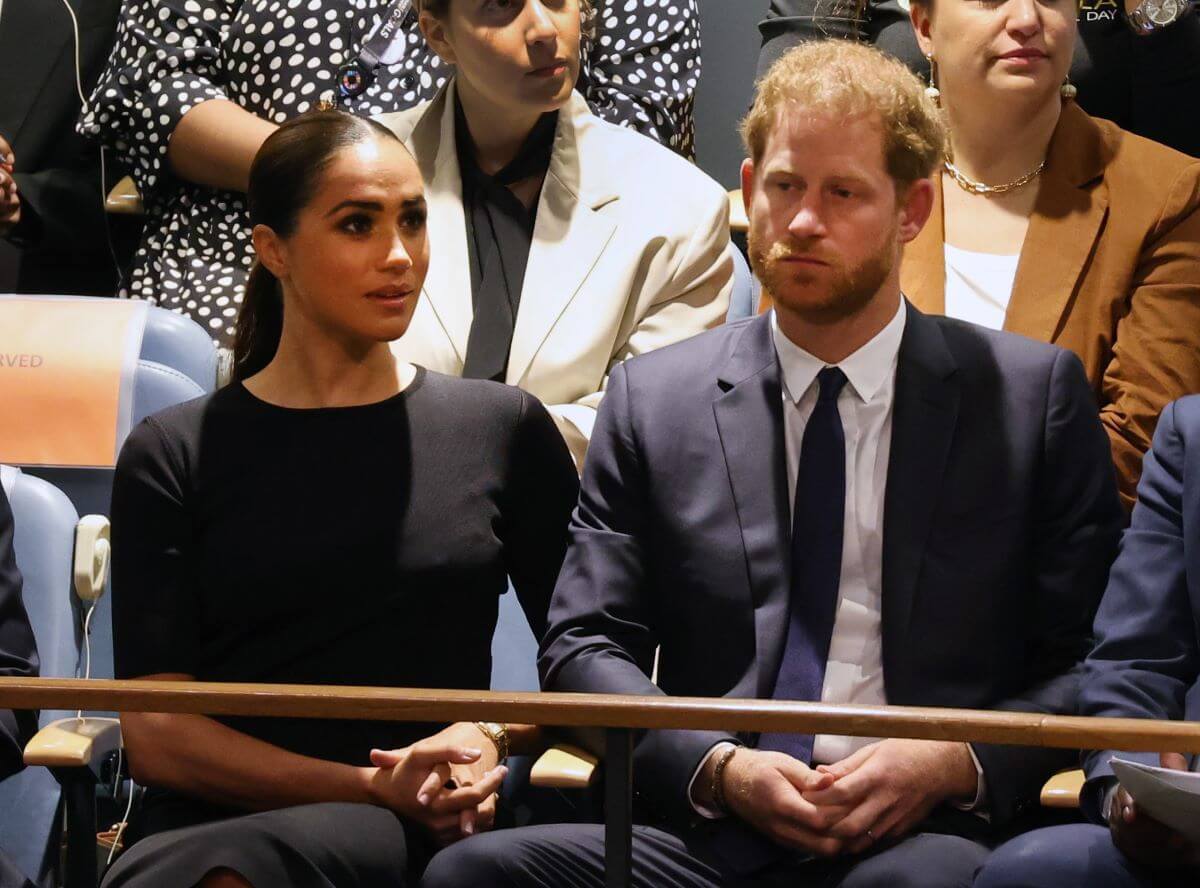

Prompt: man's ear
[
  {"left": 897, "top": 177, "right": 935, "bottom": 245},
  {"left": 419, "top": 10, "right": 457, "bottom": 66},
  {"left": 251, "top": 224, "right": 288, "bottom": 280},
  {"left": 740, "top": 158, "right": 756, "bottom": 218}
]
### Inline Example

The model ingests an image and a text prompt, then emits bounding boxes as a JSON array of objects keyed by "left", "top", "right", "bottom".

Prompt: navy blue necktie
[{"left": 758, "top": 366, "right": 848, "bottom": 763}]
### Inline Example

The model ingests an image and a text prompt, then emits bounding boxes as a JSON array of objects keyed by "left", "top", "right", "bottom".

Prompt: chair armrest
[
  {"left": 106, "top": 177, "right": 144, "bottom": 215},
  {"left": 24, "top": 717, "right": 122, "bottom": 769},
  {"left": 529, "top": 744, "right": 599, "bottom": 790},
  {"left": 1040, "top": 768, "right": 1084, "bottom": 809}
]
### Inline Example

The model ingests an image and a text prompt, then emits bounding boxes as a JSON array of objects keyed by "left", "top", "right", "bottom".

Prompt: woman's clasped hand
[{"left": 368, "top": 723, "right": 507, "bottom": 846}]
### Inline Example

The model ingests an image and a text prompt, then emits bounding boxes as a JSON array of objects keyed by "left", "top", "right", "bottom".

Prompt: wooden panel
[{"left": 1, "top": 678, "right": 1198, "bottom": 752}]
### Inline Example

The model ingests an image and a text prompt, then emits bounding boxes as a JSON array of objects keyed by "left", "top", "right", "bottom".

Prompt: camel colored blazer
[
  {"left": 902, "top": 102, "right": 1200, "bottom": 510},
  {"left": 377, "top": 83, "right": 733, "bottom": 466}
]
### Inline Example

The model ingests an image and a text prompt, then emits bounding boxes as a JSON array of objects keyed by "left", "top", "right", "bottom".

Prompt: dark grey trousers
[{"left": 420, "top": 822, "right": 990, "bottom": 888}]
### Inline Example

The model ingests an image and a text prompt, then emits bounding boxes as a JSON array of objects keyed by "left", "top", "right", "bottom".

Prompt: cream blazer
[{"left": 377, "top": 83, "right": 732, "bottom": 465}]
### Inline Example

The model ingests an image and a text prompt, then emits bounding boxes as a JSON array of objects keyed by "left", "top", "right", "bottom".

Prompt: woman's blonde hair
[{"left": 741, "top": 40, "right": 946, "bottom": 190}]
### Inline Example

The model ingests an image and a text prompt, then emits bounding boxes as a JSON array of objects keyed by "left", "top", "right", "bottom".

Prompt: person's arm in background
[
  {"left": 0, "top": 485, "right": 40, "bottom": 782},
  {"left": 167, "top": 100, "right": 278, "bottom": 194},
  {"left": 0, "top": 143, "right": 17, "bottom": 235},
  {"left": 580, "top": 0, "right": 702, "bottom": 159},
  {"left": 546, "top": 183, "right": 731, "bottom": 468},
  {"left": 78, "top": 0, "right": 277, "bottom": 206}
]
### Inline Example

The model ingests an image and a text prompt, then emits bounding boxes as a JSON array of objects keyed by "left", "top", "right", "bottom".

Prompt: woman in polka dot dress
[{"left": 80, "top": 0, "right": 703, "bottom": 345}]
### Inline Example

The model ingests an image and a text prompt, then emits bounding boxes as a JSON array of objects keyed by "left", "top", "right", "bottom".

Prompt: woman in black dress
[{"left": 101, "top": 110, "right": 579, "bottom": 887}]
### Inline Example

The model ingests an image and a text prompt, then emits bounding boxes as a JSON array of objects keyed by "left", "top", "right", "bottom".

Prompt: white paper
[{"left": 1110, "top": 757, "right": 1200, "bottom": 843}]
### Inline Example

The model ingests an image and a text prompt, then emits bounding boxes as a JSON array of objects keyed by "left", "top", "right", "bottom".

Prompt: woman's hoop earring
[
  {"left": 1060, "top": 77, "right": 1077, "bottom": 101},
  {"left": 925, "top": 54, "right": 941, "bottom": 106}
]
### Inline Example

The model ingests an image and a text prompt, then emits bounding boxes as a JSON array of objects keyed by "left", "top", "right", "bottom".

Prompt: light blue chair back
[
  {"left": 491, "top": 590, "right": 539, "bottom": 692},
  {"left": 0, "top": 467, "right": 81, "bottom": 886},
  {"left": 725, "top": 242, "right": 760, "bottom": 323},
  {"left": 21, "top": 299, "right": 217, "bottom": 520},
  {"left": 6, "top": 297, "right": 217, "bottom": 681}
]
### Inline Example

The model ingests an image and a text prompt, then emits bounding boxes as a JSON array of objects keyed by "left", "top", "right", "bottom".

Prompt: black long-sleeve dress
[
  {"left": 103, "top": 369, "right": 579, "bottom": 886},
  {"left": 758, "top": 0, "right": 1200, "bottom": 158}
]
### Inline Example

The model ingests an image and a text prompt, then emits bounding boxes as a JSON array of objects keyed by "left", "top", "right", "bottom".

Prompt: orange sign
[{"left": 0, "top": 297, "right": 147, "bottom": 468}]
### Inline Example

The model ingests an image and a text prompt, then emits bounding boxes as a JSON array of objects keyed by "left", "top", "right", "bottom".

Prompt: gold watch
[{"left": 474, "top": 721, "right": 510, "bottom": 763}]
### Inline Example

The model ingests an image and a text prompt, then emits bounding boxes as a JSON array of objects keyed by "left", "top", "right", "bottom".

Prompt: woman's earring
[
  {"left": 925, "top": 54, "right": 941, "bottom": 106},
  {"left": 1060, "top": 77, "right": 1077, "bottom": 101}
]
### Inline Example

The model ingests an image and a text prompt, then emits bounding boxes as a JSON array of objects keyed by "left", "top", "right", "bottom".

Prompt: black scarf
[{"left": 456, "top": 97, "right": 558, "bottom": 382}]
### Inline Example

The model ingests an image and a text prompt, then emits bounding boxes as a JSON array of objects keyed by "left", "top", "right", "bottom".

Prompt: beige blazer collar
[
  {"left": 901, "top": 102, "right": 1110, "bottom": 343},
  {"left": 403, "top": 81, "right": 620, "bottom": 382}
]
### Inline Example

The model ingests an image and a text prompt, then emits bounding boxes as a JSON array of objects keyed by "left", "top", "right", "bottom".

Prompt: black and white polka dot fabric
[{"left": 79, "top": 0, "right": 702, "bottom": 346}]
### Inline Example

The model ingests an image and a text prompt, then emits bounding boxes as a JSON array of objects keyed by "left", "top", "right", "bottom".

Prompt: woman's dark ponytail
[
  {"left": 229, "top": 109, "right": 403, "bottom": 382},
  {"left": 232, "top": 262, "right": 284, "bottom": 381}
]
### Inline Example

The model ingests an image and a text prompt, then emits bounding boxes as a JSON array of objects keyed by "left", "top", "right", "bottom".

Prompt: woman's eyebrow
[
  {"left": 325, "top": 196, "right": 426, "bottom": 216},
  {"left": 325, "top": 199, "right": 383, "bottom": 216}
]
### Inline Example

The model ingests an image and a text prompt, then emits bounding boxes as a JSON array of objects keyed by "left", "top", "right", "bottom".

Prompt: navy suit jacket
[
  {"left": 0, "top": 484, "right": 38, "bottom": 781},
  {"left": 1080, "top": 395, "right": 1200, "bottom": 821},
  {"left": 539, "top": 304, "right": 1123, "bottom": 833}
]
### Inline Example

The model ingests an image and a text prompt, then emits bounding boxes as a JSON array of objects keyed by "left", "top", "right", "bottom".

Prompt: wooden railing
[{"left": 4, "top": 677, "right": 1198, "bottom": 887}]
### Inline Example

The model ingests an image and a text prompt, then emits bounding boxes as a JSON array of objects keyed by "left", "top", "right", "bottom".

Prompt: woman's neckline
[
  {"left": 234, "top": 365, "right": 426, "bottom": 413},
  {"left": 944, "top": 243, "right": 1021, "bottom": 261}
]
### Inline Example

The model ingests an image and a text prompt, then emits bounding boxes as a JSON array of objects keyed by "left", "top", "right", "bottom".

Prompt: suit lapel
[
  {"left": 506, "top": 93, "right": 618, "bottom": 385},
  {"left": 881, "top": 305, "right": 960, "bottom": 667},
  {"left": 712, "top": 315, "right": 793, "bottom": 699},
  {"left": 899, "top": 180, "right": 946, "bottom": 315},
  {"left": 0, "top": 0, "right": 73, "bottom": 142},
  {"left": 407, "top": 83, "right": 475, "bottom": 365},
  {"left": 1005, "top": 103, "right": 1110, "bottom": 343}
]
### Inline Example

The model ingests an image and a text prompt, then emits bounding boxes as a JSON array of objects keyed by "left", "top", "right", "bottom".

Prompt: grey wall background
[{"left": 694, "top": 0, "right": 771, "bottom": 189}]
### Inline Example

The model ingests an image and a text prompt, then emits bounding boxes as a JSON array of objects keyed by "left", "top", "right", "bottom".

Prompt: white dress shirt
[
  {"left": 773, "top": 300, "right": 904, "bottom": 763},
  {"left": 689, "top": 299, "right": 984, "bottom": 815},
  {"left": 943, "top": 245, "right": 1020, "bottom": 332}
]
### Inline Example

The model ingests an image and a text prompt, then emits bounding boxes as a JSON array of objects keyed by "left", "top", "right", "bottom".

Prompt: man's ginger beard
[{"left": 747, "top": 217, "right": 898, "bottom": 325}]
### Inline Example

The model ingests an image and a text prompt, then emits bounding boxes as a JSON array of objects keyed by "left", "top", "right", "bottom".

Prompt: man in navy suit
[
  {"left": 422, "top": 40, "right": 1123, "bottom": 888},
  {"left": 976, "top": 396, "right": 1200, "bottom": 887}
]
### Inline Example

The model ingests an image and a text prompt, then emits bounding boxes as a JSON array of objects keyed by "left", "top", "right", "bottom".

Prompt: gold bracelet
[
  {"left": 711, "top": 745, "right": 739, "bottom": 814},
  {"left": 474, "top": 721, "right": 509, "bottom": 764}
]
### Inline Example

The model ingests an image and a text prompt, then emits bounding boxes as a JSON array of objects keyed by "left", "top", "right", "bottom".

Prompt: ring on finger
[{"left": 865, "top": 827, "right": 877, "bottom": 843}]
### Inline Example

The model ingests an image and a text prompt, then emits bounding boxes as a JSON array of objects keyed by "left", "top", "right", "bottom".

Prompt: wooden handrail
[{"left": 2, "top": 678, "right": 1199, "bottom": 752}]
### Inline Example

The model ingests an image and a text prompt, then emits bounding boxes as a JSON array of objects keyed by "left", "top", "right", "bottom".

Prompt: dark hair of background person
[
  {"left": 414, "top": 0, "right": 597, "bottom": 37},
  {"left": 415, "top": 0, "right": 594, "bottom": 17},
  {"left": 232, "top": 111, "right": 404, "bottom": 382}
]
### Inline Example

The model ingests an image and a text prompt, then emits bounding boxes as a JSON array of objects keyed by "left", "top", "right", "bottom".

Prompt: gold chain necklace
[{"left": 943, "top": 158, "right": 1046, "bottom": 196}]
